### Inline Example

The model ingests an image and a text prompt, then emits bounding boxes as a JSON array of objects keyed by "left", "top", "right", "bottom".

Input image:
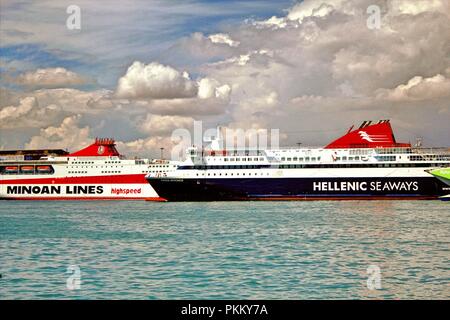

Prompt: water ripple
[{"left": 0, "top": 201, "right": 449, "bottom": 299}]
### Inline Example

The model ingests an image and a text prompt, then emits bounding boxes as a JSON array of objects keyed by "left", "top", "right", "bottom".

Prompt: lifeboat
[
  {"left": 20, "top": 166, "right": 34, "bottom": 173},
  {"left": 4, "top": 166, "right": 19, "bottom": 173},
  {"left": 36, "top": 165, "right": 52, "bottom": 173}
]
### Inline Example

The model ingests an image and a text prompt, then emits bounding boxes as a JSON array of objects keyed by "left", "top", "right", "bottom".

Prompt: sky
[{"left": 1, "top": 0, "right": 449, "bottom": 158}]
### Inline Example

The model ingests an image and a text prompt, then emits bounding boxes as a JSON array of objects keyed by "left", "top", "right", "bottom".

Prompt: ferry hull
[
  {"left": 429, "top": 169, "right": 450, "bottom": 187},
  {"left": 147, "top": 177, "right": 449, "bottom": 201},
  {"left": 428, "top": 168, "right": 450, "bottom": 201}
]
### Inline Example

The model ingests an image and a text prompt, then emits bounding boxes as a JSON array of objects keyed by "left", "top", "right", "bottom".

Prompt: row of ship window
[
  {"left": 214, "top": 156, "right": 388, "bottom": 162},
  {"left": 214, "top": 157, "right": 265, "bottom": 162},
  {"left": 207, "top": 155, "right": 430, "bottom": 162},
  {"left": 408, "top": 155, "right": 450, "bottom": 161},
  {"left": 377, "top": 148, "right": 413, "bottom": 154},
  {"left": 71, "top": 156, "right": 448, "bottom": 163},
  {"left": 280, "top": 156, "right": 393, "bottom": 162},
  {"left": 68, "top": 171, "right": 123, "bottom": 174},
  {"left": 69, "top": 164, "right": 177, "bottom": 168},
  {"left": 71, "top": 161, "right": 96, "bottom": 164},
  {"left": 70, "top": 160, "right": 122, "bottom": 165},
  {"left": 281, "top": 156, "right": 323, "bottom": 161},
  {"left": 0, "top": 169, "right": 125, "bottom": 175},
  {"left": 196, "top": 172, "right": 270, "bottom": 177},
  {"left": 70, "top": 166, "right": 123, "bottom": 168},
  {"left": 71, "top": 160, "right": 122, "bottom": 164},
  {"left": 280, "top": 155, "right": 447, "bottom": 162},
  {"left": 180, "top": 162, "right": 449, "bottom": 170},
  {"left": 374, "top": 156, "right": 396, "bottom": 161}
]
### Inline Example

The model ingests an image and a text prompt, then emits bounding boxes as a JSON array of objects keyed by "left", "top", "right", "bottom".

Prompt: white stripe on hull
[{"left": 0, "top": 183, "right": 158, "bottom": 199}]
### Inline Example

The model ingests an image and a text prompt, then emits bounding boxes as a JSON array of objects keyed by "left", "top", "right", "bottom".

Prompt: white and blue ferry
[{"left": 147, "top": 121, "right": 450, "bottom": 201}]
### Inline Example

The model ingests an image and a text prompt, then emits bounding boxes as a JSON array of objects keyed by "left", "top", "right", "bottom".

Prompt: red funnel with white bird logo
[{"left": 325, "top": 120, "right": 411, "bottom": 149}]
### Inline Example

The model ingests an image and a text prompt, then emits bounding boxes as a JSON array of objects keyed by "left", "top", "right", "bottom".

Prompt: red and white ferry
[{"left": 0, "top": 138, "right": 177, "bottom": 200}]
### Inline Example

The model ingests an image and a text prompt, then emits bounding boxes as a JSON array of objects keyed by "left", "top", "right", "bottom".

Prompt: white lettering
[
  {"left": 366, "top": 5, "right": 381, "bottom": 30},
  {"left": 66, "top": 5, "right": 81, "bottom": 30},
  {"left": 313, "top": 182, "right": 321, "bottom": 191},
  {"left": 181, "top": 304, "right": 215, "bottom": 318}
]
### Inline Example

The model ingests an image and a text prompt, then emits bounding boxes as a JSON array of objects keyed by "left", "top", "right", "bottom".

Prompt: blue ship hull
[{"left": 147, "top": 176, "right": 448, "bottom": 201}]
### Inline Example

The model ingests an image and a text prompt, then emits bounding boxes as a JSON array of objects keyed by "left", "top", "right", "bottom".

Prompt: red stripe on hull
[
  {"left": 0, "top": 174, "right": 147, "bottom": 185},
  {"left": 146, "top": 197, "right": 167, "bottom": 202},
  {"left": 0, "top": 196, "right": 165, "bottom": 201}
]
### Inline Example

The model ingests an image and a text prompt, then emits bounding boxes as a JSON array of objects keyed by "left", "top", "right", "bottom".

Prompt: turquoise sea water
[{"left": 0, "top": 201, "right": 449, "bottom": 299}]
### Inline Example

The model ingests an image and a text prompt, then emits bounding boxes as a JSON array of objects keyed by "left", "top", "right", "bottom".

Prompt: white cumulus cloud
[
  {"left": 376, "top": 74, "right": 450, "bottom": 101},
  {"left": 0, "top": 96, "right": 36, "bottom": 121},
  {"left": 25, "top": 115, "right": 91, "bottom": 151},
  {"left": 116, "top": 62, "right": 198, "bottom": 99},
  {"left": 208, "top": 33, "right": 240, "bottom": 47},
  {"left": 389, "top": 0, "right": 449, "bottom": 16},
  {"left": 139, "top": 114, "right": 194, "bottom": 135},
  {"left": 198, "top": 78, "right": 231, "bottom": 100},
  {"left": 16, "top": 68, "right": 85, "bottom": 89}
]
